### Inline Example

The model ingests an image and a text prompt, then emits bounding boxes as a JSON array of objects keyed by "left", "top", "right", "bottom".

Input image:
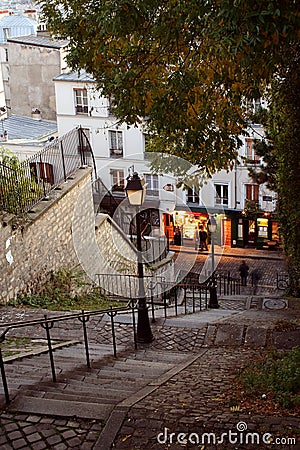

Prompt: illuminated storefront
[
  {"left": 163, "top": 208, "right": 279, "bottom": 249},
  {"left": 232, "top": 214, "right": 279, "bottom": 249},
  {"left": 163, "top": 209, "right": 228, "bottom": 246},
  {"left": 173, "top": 211, "right": 209, "bottom": 240}
]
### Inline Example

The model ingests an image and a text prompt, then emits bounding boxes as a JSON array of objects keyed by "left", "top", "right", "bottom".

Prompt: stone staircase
[{"left": 1, "top": 342, "right": 190, "bottom": 422}]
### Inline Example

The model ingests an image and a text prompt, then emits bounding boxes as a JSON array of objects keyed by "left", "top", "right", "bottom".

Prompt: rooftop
[
  {"left": 0, "top": 115, "right": 57, "bottom": 141},
  {"left": 54, "top": 70, "right": 95, "bottom": 83},
  {"left": 0, "top": 13, "right": 37, "bottom": 43},
  {"left": 7, "top": 33, "right": 69, "bottom": 49},
  {"left": 0, "top": 13, "right": 36, "bottom": 28}
]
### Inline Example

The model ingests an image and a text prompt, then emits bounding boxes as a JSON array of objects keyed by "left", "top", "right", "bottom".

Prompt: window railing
[
  {"left": 186, "top": 195, "right": 199, "bottom": 203},
  {"left": 75, "top": 105, "right": 88, "bottom": 114},
  {"left": 110, "top": 148, "right": 123, "bottom": 157},
  {"left": 146, "top": 188, "right": 159, "bottom": 197},
  {"left": 215, "top": 197, "right": 228, "bottom": 205},
  {"left": 244, "top": 157, "right": 260, "bottom": 165},
  {"left": 111, "top": 184, "right": 125, "bottom": 193}
]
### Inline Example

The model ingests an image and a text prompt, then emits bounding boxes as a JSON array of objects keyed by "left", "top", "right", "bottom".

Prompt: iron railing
[
  {"left": 0, "top": 280, "right": 208, "bottom": 405},
  {"left": 151, "top": 281, "right": 210, "bottom": 319},
  {"left": 0, "top": 271, "right": 236, "bottom": 405},
  {"left": 181, "top": 270, "right": 241, "bottom": 296},
  {"left": 130, "top": 234, "right": 169, "bottom": 264},
  {"left": 215, "top": 271, "right": 241, "bottom": 296},
  {"left": 276, "top": 271, "right": 290, "bottom": 290},
  {"left": 0, "top": 302, "right": 136, "bottom": 404},
  {"left": 97, "top": 273, "right": 167, "bottom": 300},
  {"left": 0, "top": 127, "right": 97, "bottom": 215},
  {"left": 97, "top": 274, "right": 211, "bottom": 320}
]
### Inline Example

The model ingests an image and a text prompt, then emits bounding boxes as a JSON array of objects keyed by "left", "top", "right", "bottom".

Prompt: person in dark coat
[
  {"left": 239, "top": 260, "right": 249, "bottom": 286},
  {"left": 174, "top": 226, "right": 182, "bottom": 246},
  {"left": 199, "top": 226, "right": 208, "bottom": 251}
]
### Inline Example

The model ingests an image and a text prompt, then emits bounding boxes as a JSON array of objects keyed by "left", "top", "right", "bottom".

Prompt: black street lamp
[
  {"left": 207, "top": 216, "right": 219, "bottom": 309},
  {"left": 125, "top": 172, "right": 153, "bottom": 343}
]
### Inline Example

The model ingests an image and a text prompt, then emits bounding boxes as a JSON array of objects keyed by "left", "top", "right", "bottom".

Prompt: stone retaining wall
[{"left": 0, "top": 168, "right": 93, "bottom": 303}]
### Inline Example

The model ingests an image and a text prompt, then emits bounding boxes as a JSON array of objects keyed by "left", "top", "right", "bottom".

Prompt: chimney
[{"left": 32, "top": 108, "right": 41, "bottom": 120}]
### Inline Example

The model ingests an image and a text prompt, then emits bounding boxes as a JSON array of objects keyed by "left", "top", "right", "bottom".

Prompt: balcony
[
  {"left": 215, "top": 197, "right": 228, "bottom": 206},
  {"left": 146, "top": 189, "right": 159, "bottom": 197}
]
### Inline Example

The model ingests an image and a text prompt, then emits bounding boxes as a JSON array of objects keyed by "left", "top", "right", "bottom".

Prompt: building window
[
  {"left": 245, "top": 184, "right": 259, "bottom": 202},
  {"left": 109, "top": 130, "right": 123, "bottom": 157},
  {"left": 215, "top": 184, "right": 228, "bottom": 205},
  {"left": 186, "top": 187, "right": 199, "bottom": 203},
  {"left": 74, "top": 88, "right": 88, "bottom": 114},
  {"left": 111, "top": 169, "right": 125, "bottom": 192},
  {"left": 245, "top": 138, "right": 260, "bottom": 164},
  {"left": 145, "top": 174, "right": 158, "bottom": 196}
]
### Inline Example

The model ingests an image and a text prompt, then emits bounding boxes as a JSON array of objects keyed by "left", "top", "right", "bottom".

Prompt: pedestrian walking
[
  {"left": 194, "top": 224, "right": 208, "bottom": 251},
  {"left": 199, "top": 226, "right": 208, "bottom": 251},
  {"left": 173, "top": 226, "right": 182, "bottom": 246},
  {"left": 239, "top": 260, "right": 249, "bottom": 286},
  {"left": 251, "top": 268, "right": 262, "bottom": 294}
]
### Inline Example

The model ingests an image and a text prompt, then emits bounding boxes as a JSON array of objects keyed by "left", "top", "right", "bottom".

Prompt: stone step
[
  {"left": 2, "top": 342, "right": 190, "bottom": 415},
  {"left": 82, "top": 375, "right": 152, "bottom": 389},
  {"left": 9, "top": 396, "right": 113, "bottom": 420},
  {"left": 82, "top": 368, "right": 156, "bottom": 381},
  {"left": 61, "top": 378, "right": 138, "bottom": 392},
  {"left": 130, "top": 350, "right": 188, "bottom": 361},
  {"left": 19, "top": 388, "right": 124, "bottom": 405},
  {"left": 18, "top": 384, "right": 130, "bottom": 403}
]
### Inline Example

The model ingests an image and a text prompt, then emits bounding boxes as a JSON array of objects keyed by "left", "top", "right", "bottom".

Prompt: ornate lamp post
[
  {"left": 125, "top": 172, "right": 153, "bottom": 343},
  {"left": 207, "top": 216, "right": 219, "bottom": 309}
]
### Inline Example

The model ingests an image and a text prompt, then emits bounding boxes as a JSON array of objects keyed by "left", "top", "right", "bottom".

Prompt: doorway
[{"left": 244, "top": 219, "right": 256, "bottom": 247}]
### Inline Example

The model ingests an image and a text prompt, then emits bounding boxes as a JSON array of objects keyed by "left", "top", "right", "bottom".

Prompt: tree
[
  {"left": 269, "top": 44, "right": 300, "bottom": 295},
  {"left": 248, "top": 42, "right": 300, "bottom": 295},
  {"left": 39, "top": 0, "right": 299, "bottom": 171},
  {"left": 39, "top": 0, "right": 300, "bottom": 290}
]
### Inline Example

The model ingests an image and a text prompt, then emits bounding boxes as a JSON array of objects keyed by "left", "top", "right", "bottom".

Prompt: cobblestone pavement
[
  {"left": 0, "top": 413, "right": 101, "bottom": 450},
  {"left": 172, "top": 243, "right": 286, "bottom": 293},
  {"left": 113, "top": 348, "right": 300, "bottom": 450}
]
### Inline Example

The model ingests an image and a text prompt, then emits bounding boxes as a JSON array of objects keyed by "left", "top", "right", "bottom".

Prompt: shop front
[
  {"left": 231, "top": 213, "right": 280, "bottom": 249},
  {"left": 163, "top": 207, "right": 280, "bottom": 250},
  {"left": 162, "top": 210, "right": 208, "bottom": 244},
  {"left": 163, "top": 208, "right": 232, "bottom": 247}
]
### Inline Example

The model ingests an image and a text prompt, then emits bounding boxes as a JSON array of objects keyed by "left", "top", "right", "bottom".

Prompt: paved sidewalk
[
  {"left": 170, "top": 241, "right": 283, "bottom": 260},
  {"left": 0, "top": 291, "right": 299, "bottom": 449}
]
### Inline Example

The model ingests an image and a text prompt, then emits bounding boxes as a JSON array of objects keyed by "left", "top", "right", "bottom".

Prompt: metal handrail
[
  {"left": 181, "top": 270, "right": 241, "bottom": 296},
  {"left": 0, "top": 301, "right": 136, "bottom": 405},
  {"left": 0, "top": 273, "right": 235, "bottom": 406}
]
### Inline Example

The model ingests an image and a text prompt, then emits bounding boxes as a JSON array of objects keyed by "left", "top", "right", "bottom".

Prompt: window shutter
[
  {"left": 246, "top": 184, "right": 252, "bottom": 200},
  {"left": 253, "top": 185, "right": 259, "bottom": 202}
]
